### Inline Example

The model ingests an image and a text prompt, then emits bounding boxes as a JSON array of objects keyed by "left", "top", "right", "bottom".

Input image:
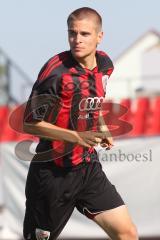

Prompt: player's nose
[{"left": 75, "top": 33, "right": 82, "bottom": 43}]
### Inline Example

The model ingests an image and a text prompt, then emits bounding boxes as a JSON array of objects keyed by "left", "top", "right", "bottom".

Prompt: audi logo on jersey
[{"left": 79, "top": 97, "right": 104, "bottom": 111}]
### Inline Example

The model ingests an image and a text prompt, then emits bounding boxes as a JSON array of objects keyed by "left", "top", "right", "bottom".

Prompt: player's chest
[{"left": 60, "top": 72, "right": 105, "bottom": 99}]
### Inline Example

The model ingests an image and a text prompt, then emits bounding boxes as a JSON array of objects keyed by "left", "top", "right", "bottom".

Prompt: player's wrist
[{"left": 62, "top": 129, "right": 80, "bottom": 144}]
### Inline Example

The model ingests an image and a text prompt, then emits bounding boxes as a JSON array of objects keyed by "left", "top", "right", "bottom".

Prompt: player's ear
[{"left": 97, "top": 31, "right": 103, "bottom": 44}]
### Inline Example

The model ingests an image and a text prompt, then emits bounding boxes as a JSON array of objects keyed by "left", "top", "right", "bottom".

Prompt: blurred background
[{"left": 0, "top": 0, "right": 160, "bottom": 239}]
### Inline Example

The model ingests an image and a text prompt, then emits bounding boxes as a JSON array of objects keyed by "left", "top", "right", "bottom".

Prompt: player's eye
[
  {"left": 81, "top": 32, "right": 90, "bottom": 36},
  {"left": 68, "top": 31, "right": 76, "bottom": 37}
]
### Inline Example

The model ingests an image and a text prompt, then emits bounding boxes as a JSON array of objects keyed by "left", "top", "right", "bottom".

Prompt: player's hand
[
  {"left": 100, "top": 135, "right": 114, "bottom": 150},
  {"left": 76, "top": 131, "right": 105, "bottom": 148}
]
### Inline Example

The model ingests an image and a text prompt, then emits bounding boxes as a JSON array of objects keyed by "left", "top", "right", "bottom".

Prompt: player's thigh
[
  {"left": 76, "top": 161, "right": 125, "bottom": 216},
  {"left": 93, "top": 205, "right": 137, "bottom": 237},
  {"left": 24, "top": 162, "right": 77, "bottom": 239}
]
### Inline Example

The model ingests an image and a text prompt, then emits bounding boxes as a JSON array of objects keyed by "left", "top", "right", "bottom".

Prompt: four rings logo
[{"left": 79, "top": 97, "right": 104, "bottom": 111}]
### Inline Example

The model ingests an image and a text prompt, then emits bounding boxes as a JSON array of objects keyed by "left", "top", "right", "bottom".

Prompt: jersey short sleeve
[{"left": 24, "top": 64, "right": 61, "bottom": 124}]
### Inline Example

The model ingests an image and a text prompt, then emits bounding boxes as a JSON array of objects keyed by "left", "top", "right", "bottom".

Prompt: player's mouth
[{"left": 73, "top": 47, "right": 84, "bottom": 51}]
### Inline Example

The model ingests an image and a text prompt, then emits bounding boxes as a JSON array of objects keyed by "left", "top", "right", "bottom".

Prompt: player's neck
[{"left": 76, "top": 53, "right": 97, "bottom": 70}]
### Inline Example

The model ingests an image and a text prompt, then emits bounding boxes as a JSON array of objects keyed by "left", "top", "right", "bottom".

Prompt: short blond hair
[{"left": 67, "top": 7, "right": 102, "bottom": 32}]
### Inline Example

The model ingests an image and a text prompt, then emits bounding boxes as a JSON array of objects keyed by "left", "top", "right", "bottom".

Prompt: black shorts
[{"left": 23, "top": 157, "right": 124, "bottom": 240}]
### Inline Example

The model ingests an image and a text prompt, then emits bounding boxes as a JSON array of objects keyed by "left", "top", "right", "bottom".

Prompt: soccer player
[{"left": 23, "top": 7, "right": 138, "bottom": 240}]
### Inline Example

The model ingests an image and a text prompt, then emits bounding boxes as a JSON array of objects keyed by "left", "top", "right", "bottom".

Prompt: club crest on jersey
[{"left": 35, "top": 228, "right": 50, "bottom": 240}]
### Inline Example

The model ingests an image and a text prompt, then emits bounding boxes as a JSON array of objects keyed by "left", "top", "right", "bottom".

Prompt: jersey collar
[{"left": 68, "top": 50, "right": 113, "bottom": 75}]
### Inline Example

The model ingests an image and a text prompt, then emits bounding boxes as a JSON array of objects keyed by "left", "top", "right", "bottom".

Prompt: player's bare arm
[{"left": 23, "top": 120, "right": 105, "bottom": 148}]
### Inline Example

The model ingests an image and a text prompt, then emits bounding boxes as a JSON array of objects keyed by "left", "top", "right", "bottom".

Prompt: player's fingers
[
  {"left": 100, "top": 144, "right": 111, "bottom": 150},
  {"left": 83, "top": 139, "right": 93, "bottom": 148},
  {"left": 77, "top": 138, "right": 91, "bottom": 148},
  {"left": 93, "top": 132, "right": 105, "bottom": 139},
  {"left": 82, "top": 142, "right": 92, "bottom": 148},
  {"left": 94, "top": 137, "right": 102, "bottom": 143},
  {"left": 86, "top": 134, "right": 102, "bottom": 143},
  {"left": 100, "top": 139, "right": 114, "bottom": 149},
  {"left": 100, "top": 142, "right": 109, "bottom": 148},
  {"left": 87, "top": 139, "right": 99, "bottom": 146}
]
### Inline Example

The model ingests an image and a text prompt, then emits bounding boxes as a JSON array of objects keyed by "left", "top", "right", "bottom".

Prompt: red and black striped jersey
[{"left": 24, "top": 50, "right": 114, "bottom": 167}]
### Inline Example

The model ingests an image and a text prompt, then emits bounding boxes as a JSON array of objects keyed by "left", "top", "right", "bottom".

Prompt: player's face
[{"left": 68, "top": 18, "right": 103, "bottom": 60}]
